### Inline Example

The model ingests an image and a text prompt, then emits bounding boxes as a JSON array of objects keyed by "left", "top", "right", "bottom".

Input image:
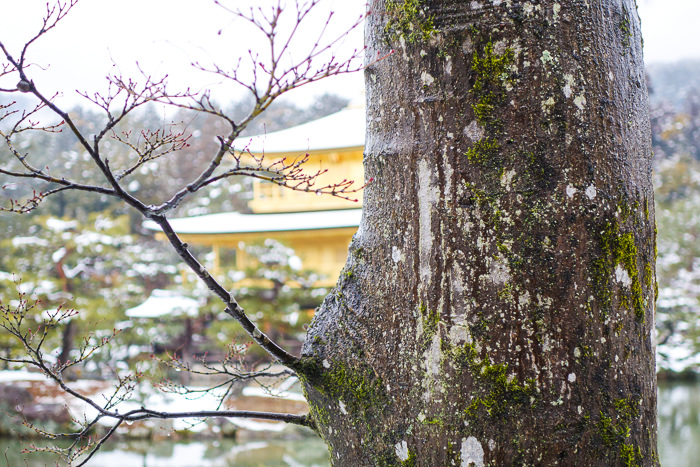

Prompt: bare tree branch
[
  {"left": 111, "top": 124, "right": 192, "bottom": 180},
  {"left": 147, "top": 215, "right": 301, "bottom": 365},
  {"left": 0, "top": 0, "right": 375, "bottom": 363},
  {"left": 0, "top": 1, "right": 377, "bottom": 461},
  {"left": 0, "top": 288, "right": 313, "bottom": 465}
]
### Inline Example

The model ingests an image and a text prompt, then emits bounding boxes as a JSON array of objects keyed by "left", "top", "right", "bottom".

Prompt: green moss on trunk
[
  {"left": 385, "top": 0, "right": 435, "bottom": 43},
  {"left": 593, "top": 219, "right": 645, "bottom": 323}
]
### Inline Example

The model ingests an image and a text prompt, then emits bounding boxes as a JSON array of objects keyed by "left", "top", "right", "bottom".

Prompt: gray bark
[{"left": 299, "top": 1, "right": 658, "bottom": 465}]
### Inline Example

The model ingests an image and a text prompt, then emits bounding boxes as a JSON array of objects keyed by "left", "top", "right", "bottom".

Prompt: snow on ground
[
  {"left": 0, "top": 370, "right": 306, "bottom": 434},
  {"left": 125, "top": 289, "right": 200, "bottom": 318},
  {"left": 242, "top": 375, "right": 306, "bottom": 403},
  {"left": 230, "top": 418, "right": 288, "bottom": 432}
]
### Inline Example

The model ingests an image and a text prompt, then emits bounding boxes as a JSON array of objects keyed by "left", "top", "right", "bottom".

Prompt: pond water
[
  {"left": 1, "top": 382, "right": 697, "bottom": 466},
  {"left": 658, "top": 380, "right": 700, "bottom": 467},
  {"left": 0, "top": 437, "right": 331, "bottom": 467}
]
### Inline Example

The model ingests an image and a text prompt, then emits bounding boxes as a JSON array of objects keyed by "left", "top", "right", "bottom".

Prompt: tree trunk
[
  {"left": 299, "top": 1, "right": 658, "bottom": 465},
  {"left": 57, "top": 319, "right": 75, "bottom": 368}
]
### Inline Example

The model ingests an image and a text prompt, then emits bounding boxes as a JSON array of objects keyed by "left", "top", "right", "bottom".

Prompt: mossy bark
[{"left": 301, "top": 1, "right": 658, "bottom": 465}]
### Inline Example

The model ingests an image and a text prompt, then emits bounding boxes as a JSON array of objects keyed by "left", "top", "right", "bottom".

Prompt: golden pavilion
[{"left": 148, "top": 106, "right": 365, "bottom": 287}]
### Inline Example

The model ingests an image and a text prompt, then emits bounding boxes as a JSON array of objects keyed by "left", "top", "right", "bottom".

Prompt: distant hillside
[
  {"left": 647, "top": 60, "right": 700, "bottom": 110},
  {"left": 647, "top": 60, "right": 700, "bottom": 377}
]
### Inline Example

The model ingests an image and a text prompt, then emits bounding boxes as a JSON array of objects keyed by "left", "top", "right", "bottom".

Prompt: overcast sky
[
  {"left": 636, "top": 0, "right": 700, "bottom": 63},
  {"left": 0, "top": 0, "right": 697, "bottom": 108}
]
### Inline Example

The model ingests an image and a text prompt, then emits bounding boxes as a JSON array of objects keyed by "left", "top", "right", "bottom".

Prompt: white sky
[
  {"left": 0, "top": 0, "right": 366, "bottom": 107},
  {"left": 636, "top": 0, "right": 700, "bottom": 63},
  {"left": 0, "top": 0, "right": 697, "bottom": 108}
]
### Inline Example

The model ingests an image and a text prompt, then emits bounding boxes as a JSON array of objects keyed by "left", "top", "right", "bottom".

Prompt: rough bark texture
[{"left": 299, "top": 1, "right": 658, "bottom": 465}]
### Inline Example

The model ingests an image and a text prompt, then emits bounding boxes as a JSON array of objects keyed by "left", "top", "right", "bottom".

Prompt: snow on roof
[
  {"left": 12, "top": 236, "right": 49, "bottom": 247},
  {"left": 0, "top": 271, "right": 15, "bottom": 281},
  {"left": 144, "top": 208, "right": 362, "bottom": 235},
  {"left": 46, "top": 217, "right": 79, "bottom": 232},
  {"left": 0, "top": 369, "right": 48, "bottom": 382},
  {"left": 235, "top": 106, "right": 365, "bottom": 154},
  {"left": 125, "top": 289, "right": 199, "bottom": 319}
]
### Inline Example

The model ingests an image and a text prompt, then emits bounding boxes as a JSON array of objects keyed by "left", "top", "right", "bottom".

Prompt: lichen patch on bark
[{"left": 460, "top": 436, "right": 485, "bottom": 467}]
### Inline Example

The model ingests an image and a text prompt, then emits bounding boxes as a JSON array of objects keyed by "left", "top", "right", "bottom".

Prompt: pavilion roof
[
  {"left": 235, "top": 106, "right": 365, "bottom": 155},
  {"left": 144, "top": 208, "right": 362, "bottom": 235}
]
